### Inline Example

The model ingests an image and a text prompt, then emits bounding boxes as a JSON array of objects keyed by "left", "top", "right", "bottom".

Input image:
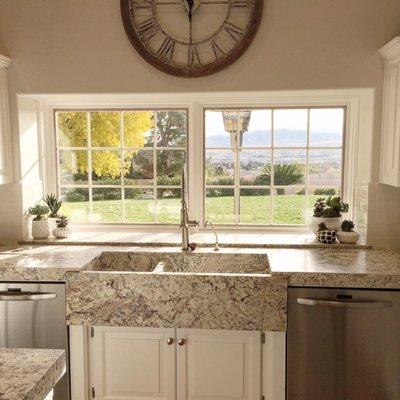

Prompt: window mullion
[
  {"left": 87, "top": 112, "right": 93, "bottom": 218},
  {"left": 153, "top": 111, "right": 158, "bottom": 224},
  {"left": 234, "top": 110, "right": 240, "bottom": 225},
  {"left": 120, "top": 111, "right": 126, "bottom": 223},
  {"left": 305, "top": 108, "right": 311, "bottom": 223},
  {"left": 270, "top": 108, "right": 274, "bottom": 225}
]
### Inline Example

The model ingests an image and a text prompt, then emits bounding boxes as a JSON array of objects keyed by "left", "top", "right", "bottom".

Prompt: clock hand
[{"left": 186, "top": 0, "right": 194, "bottom": 22}]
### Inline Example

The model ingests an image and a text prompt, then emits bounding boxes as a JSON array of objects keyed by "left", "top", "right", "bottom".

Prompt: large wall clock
[{"left": 121, "top": 0, "right": 263, "bottom": 78}]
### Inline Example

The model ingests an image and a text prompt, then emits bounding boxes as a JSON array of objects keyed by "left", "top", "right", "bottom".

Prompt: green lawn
[{"left": 61, "top": 195, "right": 322, "bottom": 225}]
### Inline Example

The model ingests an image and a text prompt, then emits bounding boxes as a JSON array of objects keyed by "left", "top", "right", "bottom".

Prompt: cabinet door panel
[
  {"left": 177, "top": 329, "right": 261, "bottom": 400},
  {"left": 90, "top": 326, "right": 175, "bottom": 400}
]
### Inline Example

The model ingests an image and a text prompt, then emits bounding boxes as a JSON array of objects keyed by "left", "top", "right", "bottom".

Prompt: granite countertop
[
  {"left": 0, "top": 245, "right": 103, "bottom": 281},
  {"left": 0, "top": 245, "right": 272, "bottom": 281},
  {"left": 19, "top": 230, "right": 369, "bottom": 249},
  {"left": 268, "top": 248, "right": 400, "bottom": 288},
  {"left": 0, "top": 245, "right": 400, "bottom": 289},
  {"left": 0, "top": 348, "right": 65, "bottom": 400}
]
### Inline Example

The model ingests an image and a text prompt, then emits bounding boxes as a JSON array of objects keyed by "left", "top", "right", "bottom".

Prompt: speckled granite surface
[
  {"left": 268, "top": 248, "right": 400, "bottom": 288},
  {"left": 0, "top": 245, "right": 102, "bottom": 281},
  {"left": 2, "top": 244, "right": 400, "bottom": 333},
  {"left": 89, "top": 249, "right": 270, "bottom": 274},
  {"left": 20, "top": 230, "right": 370, "bottom": 248},
  {"left": 0, "top": 348, "right": 65, "bottom": 400},
  {"left": 66, "top": 272, "right": 287, "bottom": 331}
]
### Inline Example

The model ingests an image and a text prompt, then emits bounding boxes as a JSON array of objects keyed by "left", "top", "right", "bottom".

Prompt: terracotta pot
[
  {"left": 31, "top": 219, "right": 50, "bottom": 239},
  {"left": 337, "top": 230, "right": 359, "bottom": 244},
  {"left": 310, "top": 216, "right": 342, "bottom": 235}
]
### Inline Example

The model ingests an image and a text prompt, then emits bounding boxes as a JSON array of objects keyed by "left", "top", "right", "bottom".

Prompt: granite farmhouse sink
[
  {"left": 67, "top": 249, "right": 286, "bottom": 331},
  {"left": 84, "top": 250, "right": 271, "bottom": 274}
]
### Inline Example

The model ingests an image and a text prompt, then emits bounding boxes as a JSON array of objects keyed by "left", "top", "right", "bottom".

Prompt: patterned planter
[
  {"left": 310, "top": 216, "right": 342, "bottom": 235},
  {"left": 317, "top": 229, "right": 337, "bottom": 244},
  {"left": 337, "top": 230, "right": 359, "bottom": 244},
  {"left": 52, "top": 227, "right": 71, "bottom": 239},
  {"left": 31, "top": 219, "right": 50, "bottom": 239}
]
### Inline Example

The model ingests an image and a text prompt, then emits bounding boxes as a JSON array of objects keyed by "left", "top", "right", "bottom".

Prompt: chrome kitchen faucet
[{"left": 180, "top": 166, "right": 199, "bottom": 251}]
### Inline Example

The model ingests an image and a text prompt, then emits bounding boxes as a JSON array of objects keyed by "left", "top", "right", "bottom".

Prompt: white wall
[{"left": 0, "top": 0, "right": 399, "bottom": 242}]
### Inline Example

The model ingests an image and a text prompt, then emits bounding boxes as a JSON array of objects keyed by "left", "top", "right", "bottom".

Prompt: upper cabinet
[
  {"left": 0, "top": 54, "right": 11, "bottom": 184},
  {"left": 380, "top": 37, "right": 400, "bottom": 187}
]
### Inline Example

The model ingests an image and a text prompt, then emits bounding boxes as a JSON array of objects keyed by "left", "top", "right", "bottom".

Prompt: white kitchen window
[
  {"left": 204, "top": 107, "right": 345, "bottom": 225},
  {"left": 32, "top": 90, "right": 373, "bottom": 231},
  {"left": 55, "top": 109, "right": 188, "bottom": 224}
]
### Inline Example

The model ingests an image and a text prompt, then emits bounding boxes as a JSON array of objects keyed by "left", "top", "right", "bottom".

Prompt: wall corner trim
[
  {"left": 0, "top": 54, "right": 11, "bottom": 69},
  {"left": 379, "top": 36, "right": 400, "bottom": 62}
]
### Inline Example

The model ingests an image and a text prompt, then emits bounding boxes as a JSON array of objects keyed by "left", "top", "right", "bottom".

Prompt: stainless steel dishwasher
[
  {"left": 287, "top": 287, "right": 400, "bottom": 400},
  {"left": 0, "top": 282, "right": 70, "bottom": 400}
]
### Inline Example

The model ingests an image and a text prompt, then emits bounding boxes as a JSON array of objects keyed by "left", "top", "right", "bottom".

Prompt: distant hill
[{"left": 206, "top": 129, "right": 342, "bottom": 147}]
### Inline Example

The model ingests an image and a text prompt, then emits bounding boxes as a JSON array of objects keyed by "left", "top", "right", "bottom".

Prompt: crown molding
[
  {"left": 0, "top": 54, "right": 11, "bottom": 69},
  {"left": 379, "top": 36, "right": 400, "bottom": 62}
]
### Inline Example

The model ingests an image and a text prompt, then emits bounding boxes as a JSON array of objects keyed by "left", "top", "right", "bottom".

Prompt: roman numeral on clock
[
  {"left": 231, "top": 0, "right": 253, "bottom": 7},
  {"left": 188, "top": 44, "right": 202, "bottom": 67},
  {"left": 130, "top": 0, "right": 152, "bottom": 10},
  {"left": 156, "top": 37, "right": 175, "bottom": 62},
  {"left": 136, "top": 17, "right": 159, "bottom": 43},
  {"left": 224, "top": 22, "right": 245, "bottom": 43},
  {"left": 211, "top": 39, "right": 225, "bottom": 60}
]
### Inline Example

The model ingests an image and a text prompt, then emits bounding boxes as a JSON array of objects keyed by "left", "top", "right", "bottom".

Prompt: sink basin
[{"left": 84, "top": 250, "right": 270, "bottom": 274}]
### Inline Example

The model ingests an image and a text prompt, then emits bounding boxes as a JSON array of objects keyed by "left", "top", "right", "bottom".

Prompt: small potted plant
[
  {"left": 310, "top": 196, "right": 349, "bottom": 235},
  {"left": 52, "top": 215, "right": 71, "bottom": 239},
  {"left": 337, "top": 220, "right": 359, "bottom": 244},
  {"left": 316, "top": 222, "right": 337, "bottom": 244},
  {"left": 28, "top": 204, "right": 50, "bottom": 239},
  {"left": 43, "top": 194, "right": 62, "bottom": 233}
]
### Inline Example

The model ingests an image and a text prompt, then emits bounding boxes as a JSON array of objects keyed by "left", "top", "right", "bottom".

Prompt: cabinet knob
[
  {"left": 167, "top": 338, "right": 174, "bottom": 345},
  {"left": 178, "top": 338, "right": 186, "bottom": 346}
]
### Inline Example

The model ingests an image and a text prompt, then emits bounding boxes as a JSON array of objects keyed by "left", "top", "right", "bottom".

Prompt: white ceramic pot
[
  {"left": 48, "top": 217, "right": 57, "bottom": 234},
  {"left": 310, "top": 216, "right": 342, "bottom": 235},
  {"left": 31, "top": 219, "right": 50, "bottom": 239},
  {"left": 337, "top": 230, "right": 360, "bottom": 244},
  {"left": 52, "top": 227, "right": 71, "bottom": 239}
]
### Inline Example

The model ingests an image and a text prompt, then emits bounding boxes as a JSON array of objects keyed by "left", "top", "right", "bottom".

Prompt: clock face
[{"left": 121, "top": 0, "right": 263, "bottom": 77}]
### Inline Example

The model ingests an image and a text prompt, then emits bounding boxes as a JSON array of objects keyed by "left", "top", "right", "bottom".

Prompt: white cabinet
[
  {"left": 87, "top": 327, "right": 265, "bottom": 400},
  {"left": 176, "top": 329, "right": 261, "bottom": 400},
  {"left": 89, "top": 327, "right": 176, "bottom": 400},
  {"left": 380, "top": 37, "right": 400, "bottom": 187}
]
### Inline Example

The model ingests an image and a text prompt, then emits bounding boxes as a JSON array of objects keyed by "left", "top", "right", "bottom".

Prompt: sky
[{"left": 205, "top": 108, "right": 344, "bottom": 137}]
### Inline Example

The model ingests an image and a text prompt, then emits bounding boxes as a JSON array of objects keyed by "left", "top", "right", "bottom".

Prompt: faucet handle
[{"left": 188, "top": 242, "right": 197, "bottom": 251}]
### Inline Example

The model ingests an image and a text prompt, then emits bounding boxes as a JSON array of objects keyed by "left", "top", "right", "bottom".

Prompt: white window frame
[
  {"left": 55, "top": 108, "right": 189, "bottom": 225},
  {"left": 203, "top": 106, "right": 346, "bottom": 226},
  {"left": 30, "top": 89, "right": 373, "bottom": 233},
  {"left": 0, "top": 54, "right": 12, "bottom": 184}
]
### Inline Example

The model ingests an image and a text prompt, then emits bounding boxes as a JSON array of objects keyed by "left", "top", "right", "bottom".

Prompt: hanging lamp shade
[{"left": 222, "top": 110, "right": 251, "bottom": 147}]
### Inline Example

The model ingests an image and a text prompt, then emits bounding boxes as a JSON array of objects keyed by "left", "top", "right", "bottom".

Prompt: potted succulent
[
  {"left": 28, "top": 204, "right": 50, "bottom": 239},
  {"left": 316, "top": 222, "right": 337, "bottom": 244},
  {"left": 337, "top": 220, "right": 359, "bottom": 244},
  {"left": 43, "top": 194, "right": 62, "bottom": 233},
  {"left": 310, "top": 196, "right": 349, "bottom": 235},
  {"left": 52, "top": 215, "right": 71, "bottom": 239}
]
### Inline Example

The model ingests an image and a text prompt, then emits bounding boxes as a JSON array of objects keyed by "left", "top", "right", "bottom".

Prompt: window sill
[{"left": 20, "top": 230, "right": 369, "bottom": 249}]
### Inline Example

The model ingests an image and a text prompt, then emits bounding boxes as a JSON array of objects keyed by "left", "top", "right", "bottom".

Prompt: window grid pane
[
  {"left": 56, "top": 109, "right": 187, "bottom": 224},
  {"left": 204, "top": 107, "right": 345, "bottom": 226}
]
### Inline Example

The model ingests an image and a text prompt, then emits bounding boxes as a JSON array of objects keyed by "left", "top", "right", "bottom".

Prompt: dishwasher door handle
[
  {"left": 297, "top": 298, "right": 393, "bottom": 309},
  {"left": 0, "top": 291, "right": 57, "bottom": 301}
]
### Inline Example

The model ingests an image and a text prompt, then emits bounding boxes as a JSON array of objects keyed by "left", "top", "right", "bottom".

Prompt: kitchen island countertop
[{"left": 0, "top": 348, "right": 65, "bottom": 400}]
